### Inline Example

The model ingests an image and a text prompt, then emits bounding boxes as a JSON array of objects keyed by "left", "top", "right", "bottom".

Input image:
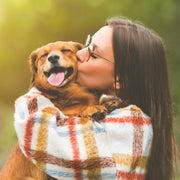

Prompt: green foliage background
[{"left": 0, "top": 0, "right": 179, "bottom": 178}]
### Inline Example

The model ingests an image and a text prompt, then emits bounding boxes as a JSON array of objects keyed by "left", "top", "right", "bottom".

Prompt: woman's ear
[{"left": 113, "top": 76, "right": 120, "bottom": 90}]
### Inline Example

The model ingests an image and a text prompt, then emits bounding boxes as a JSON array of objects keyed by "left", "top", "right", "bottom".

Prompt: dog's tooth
[{"left": 65, "top": 70, "right": 67, "bottom": 75}]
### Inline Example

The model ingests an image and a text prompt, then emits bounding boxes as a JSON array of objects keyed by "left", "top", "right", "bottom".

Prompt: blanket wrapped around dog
[{"left": 14, "top": 87, "right": 153, "bottom": 180}]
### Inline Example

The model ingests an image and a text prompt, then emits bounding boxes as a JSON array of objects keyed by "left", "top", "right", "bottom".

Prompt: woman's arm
[
  {"left": 14, "top": 88, "right": 116, "bottom": 179},
  {"left": 14, "top": 88, "right": 153, "bottom": 179}
]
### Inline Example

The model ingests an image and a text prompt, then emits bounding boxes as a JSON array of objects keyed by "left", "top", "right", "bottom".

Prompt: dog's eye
[
  {"left": 41, "top": 53, "right": 48, "bottom": 58},
  {"left": 61, "top": 49, "right": 72, "bottom": 53}
]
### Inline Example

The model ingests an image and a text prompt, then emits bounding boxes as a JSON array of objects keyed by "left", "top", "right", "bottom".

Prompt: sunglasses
[{"left": 85, "top": 34, "right": 114, "bottom": 64}]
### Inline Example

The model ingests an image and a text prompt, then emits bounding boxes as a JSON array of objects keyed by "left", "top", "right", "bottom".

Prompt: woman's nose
[{"left": 76, "top": 48, "right": 88, "bottom": 63}]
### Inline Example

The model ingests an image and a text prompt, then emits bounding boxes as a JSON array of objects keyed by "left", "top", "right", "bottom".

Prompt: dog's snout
[{"left": 48, "top": 54, "right": 59, "bottom": 64}]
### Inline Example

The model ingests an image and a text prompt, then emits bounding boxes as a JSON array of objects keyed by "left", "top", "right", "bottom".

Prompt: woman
[
  {"left": 13, "top": 17, "right": 176, "bottom": 180},
  {"left": 76, "top": 17, "right": 177, "bottom": 180}
]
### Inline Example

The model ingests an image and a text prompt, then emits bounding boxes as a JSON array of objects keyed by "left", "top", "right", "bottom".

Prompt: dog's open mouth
[{"left": 44, "top": 67, "right": 73, "bottom": 87}]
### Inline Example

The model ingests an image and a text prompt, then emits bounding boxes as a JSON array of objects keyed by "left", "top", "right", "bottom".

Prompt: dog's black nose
[{"left": 48, "top": 54, "right": 59, "bottom": 64}]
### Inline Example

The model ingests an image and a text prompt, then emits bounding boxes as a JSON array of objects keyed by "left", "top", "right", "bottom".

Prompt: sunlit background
[{"left": 0, "top": 0, "right": 179, "bottom": 178}]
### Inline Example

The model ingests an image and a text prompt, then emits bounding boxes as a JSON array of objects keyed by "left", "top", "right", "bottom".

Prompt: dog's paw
[
  {"left": 91, "top": 106, "right": 107, "bottom": 121},
  {"left": 99, "top": 94, "right": 128, "bottom": 113},
  {"left": 79, "top": 105, "right": 107, "bottom": 121},
  {"left": 78, "top": 95, "right": 128, "bottom": 122}
]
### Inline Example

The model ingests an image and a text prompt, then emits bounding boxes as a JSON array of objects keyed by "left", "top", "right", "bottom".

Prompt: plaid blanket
[{"left": 14, "top": 87, "right": 153, "bottom": 180}]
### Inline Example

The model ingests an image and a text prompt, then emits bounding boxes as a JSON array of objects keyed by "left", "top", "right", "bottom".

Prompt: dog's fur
[{"left": 0, "top": 41, "right": 109, "bottom": 180}]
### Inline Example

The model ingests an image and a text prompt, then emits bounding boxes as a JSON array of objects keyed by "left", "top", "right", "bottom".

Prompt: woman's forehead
[
  {"left": 92, "top": 26, "right": 112, "bottom": 41},
  {"left": 92, "top": 26, "right": 114, "bottom": 61},
  {"left": 92, "top": 26, "right": 113, "bottom": 48}
]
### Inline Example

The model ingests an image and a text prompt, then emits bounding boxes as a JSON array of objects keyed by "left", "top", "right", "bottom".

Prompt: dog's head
[{"left": 30, "top": 41, "right": 83, "bottom": 90}]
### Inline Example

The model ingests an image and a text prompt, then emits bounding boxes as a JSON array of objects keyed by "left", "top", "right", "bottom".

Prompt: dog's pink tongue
[{"left": 48, "top": 72, "right": 65, "bottom": 86}]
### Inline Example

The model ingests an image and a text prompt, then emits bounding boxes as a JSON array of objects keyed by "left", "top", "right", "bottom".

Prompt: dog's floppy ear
[
  {"left": 29, "top": 50, "right": 38, "bottom": 74},
  {"left": 72, "top": 42, "right": 84, "bottom": 51},
  {"left": 29, "top": 50, "right": 38, "bottom": 87}
]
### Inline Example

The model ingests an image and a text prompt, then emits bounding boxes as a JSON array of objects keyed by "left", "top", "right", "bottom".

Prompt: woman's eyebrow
[{"left": 93, "top": 43, "right": 104, "bottom": 53}]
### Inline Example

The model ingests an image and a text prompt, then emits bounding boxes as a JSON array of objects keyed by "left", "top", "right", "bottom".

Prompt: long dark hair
[{"left": 106, "top": 17, "right": 176, "bottom": 180}]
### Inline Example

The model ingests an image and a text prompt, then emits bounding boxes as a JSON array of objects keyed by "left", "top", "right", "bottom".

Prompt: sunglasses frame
[{"left": 85, "top": 34, "right": 114, "bottom": 64}]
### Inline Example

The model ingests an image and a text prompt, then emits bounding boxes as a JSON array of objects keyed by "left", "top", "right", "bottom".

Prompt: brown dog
[{"left": 0, "top": 41, "right": 115, "bottom": 180}]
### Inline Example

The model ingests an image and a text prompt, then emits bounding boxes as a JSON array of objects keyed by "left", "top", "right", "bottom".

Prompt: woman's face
[{"left": 76, "top": 26, "right": 115, "bottom": 93}]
